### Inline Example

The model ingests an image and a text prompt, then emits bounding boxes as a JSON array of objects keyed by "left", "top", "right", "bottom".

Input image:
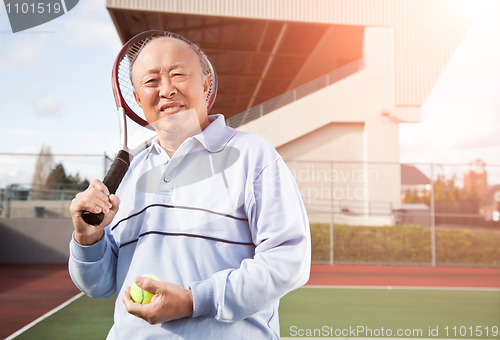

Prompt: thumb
[
  {"left": 136, "top": 276, "right": 160, "bottom": 293},
  {"left": 108, "top": 194, "right": 120, "bottom": 215},
  {"left": 101, "top": 194, "right": 120, "bottom": 226}
]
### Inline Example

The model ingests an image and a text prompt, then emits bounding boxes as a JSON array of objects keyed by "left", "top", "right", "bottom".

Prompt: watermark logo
[{"left": 3, "top": 0, "right": 79, "bottom": 33}]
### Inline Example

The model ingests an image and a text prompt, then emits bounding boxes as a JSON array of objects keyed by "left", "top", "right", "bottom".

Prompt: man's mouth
[{"left": 160, "top": 103, "right": 184, "bottom": 114}]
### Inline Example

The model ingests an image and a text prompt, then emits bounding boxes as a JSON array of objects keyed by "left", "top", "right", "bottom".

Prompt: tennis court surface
[{"left": 1, "top": 264, "right": 499, "bottom": 339}]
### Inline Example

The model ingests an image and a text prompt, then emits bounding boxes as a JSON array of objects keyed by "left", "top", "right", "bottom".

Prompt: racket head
[{"left": 112, "top": 30, "right": 218, "bottom": 128}]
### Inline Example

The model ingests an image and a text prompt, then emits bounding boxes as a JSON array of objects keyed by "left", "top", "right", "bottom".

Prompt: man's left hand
[{"left": 122, "top": 276, "right": 193, "bottom": 324}]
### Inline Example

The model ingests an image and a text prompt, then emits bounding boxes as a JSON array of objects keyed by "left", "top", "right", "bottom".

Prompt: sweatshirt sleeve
[
  {"left": 68, "top": 228, "right": 118, "bottom": 299},
  {"left": 190, "top": 157, "right": 311, "bottom": 321}
]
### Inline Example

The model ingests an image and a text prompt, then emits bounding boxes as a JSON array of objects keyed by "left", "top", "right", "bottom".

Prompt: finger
[
  {"left": 89, "top": 179, "right": 110, "bottom": 197},
  {"left": 84, "top": 187, "right": 113, "bottom": 213},
  {"left": 86, "top": 187, "right": 112, "bottom": 204},
  {"left": 71, "top": 182, "right": 112, "bottom": 215},
  {"left": 122, "top": 287, "right": 145, "bottom": 313},
  {"left": 72, "top": 193, "right": 110, "bottom": 215},
  {"left": 83, "top": 185, "right": 114, "bottom": 210},
  {"left": 122, "top": 288, "right": 155, "bottom": 324},
  {"left": 122, "top": 287, "right": 134, "bottom": 308}
]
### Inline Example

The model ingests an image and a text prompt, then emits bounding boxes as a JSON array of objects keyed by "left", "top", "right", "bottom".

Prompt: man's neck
[{"left": 153, "top": 113, "right": 210, "bottom": 158}]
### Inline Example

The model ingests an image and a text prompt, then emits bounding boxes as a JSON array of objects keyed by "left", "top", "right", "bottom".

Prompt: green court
[
  {"left": 280, "top": 287, "right": 500, "bottom": 338},
  {"left": 11, "top": 287, "right": 500, "bottom": 339}
]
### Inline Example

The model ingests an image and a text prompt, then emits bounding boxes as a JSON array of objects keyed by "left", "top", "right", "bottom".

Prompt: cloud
[
  {"left": 58, "top": 0, "right": 121, "bottom": 51},
  {"left": 0, "top": 129, "right": 40, "bottom": 137},
  {"left": 0, "top": 37, "right": 48, "bottom": 71},
  {"left": 452, "top": 125, "right": 500, "bottom": 150},
  {"left": 32, "top": 98, "right": 67, "bottom": 117}
]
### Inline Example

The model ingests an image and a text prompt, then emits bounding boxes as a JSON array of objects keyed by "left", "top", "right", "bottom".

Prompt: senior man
[{"left": 69, "top": 31, "right": 310, "bottom": 339}]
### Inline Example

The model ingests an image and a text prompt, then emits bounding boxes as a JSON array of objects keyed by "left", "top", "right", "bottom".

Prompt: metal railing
[
  {"left": 226, "top": 59, "right": 365, "bottom": 128},
  {"left": 1, "top": 183, "right": 86, "bottom": 218},
  {"left": 5, "top": 183, "right": 84, "bottom": 201},
  {"left": 306, "top": 199, "right": 393, "bottom": 216}
]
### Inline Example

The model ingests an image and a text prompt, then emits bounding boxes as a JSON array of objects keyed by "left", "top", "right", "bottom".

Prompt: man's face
[{"left": 131, "top": 37, "right": 210, "bottom": 126}]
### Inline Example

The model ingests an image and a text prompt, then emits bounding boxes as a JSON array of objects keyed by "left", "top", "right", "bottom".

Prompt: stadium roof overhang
[{"left": 107, "top": 8, "right": 364, "bottom": 118}]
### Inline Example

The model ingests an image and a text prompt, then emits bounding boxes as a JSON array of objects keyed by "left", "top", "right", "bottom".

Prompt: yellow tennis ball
[{"left": 130, "top": 274, "right": 160, "bottom": 304}]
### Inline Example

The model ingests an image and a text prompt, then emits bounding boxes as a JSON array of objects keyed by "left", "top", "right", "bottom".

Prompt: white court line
[
  {"left": 5, "top": 292, "right": 85, "bottom": 340},
  {"left": 304, "top": 285, "right": 500, "bottom": 291}
]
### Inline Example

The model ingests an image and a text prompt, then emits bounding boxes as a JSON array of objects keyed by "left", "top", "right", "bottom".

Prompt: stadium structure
[{"left": 106, "top": 0, "right": 470, "bottom": 225}]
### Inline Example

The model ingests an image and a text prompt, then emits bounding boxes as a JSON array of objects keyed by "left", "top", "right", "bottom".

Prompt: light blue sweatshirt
[{"left": 69, "top": 114, "right": 311, "bottom": 339}]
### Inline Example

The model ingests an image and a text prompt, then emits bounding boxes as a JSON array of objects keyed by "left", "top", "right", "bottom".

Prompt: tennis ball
[{"left": 130, "top": 274, "right": 160, "bottom": 304}]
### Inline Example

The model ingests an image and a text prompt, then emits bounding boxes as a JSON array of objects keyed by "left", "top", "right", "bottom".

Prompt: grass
[
  {"left": 311, "top": 223, "right": 500, "bottom": 265},
  {"left": 14, "top": 295, "right": 115, "bottom": 340},
  {"left": 279, "top": 288, "right": 500, "bottom": 338},
  {"left": 12, "top": 289, "right": 500, "bottom": 339}
]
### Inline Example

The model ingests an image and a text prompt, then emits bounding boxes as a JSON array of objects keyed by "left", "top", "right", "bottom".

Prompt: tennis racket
[{"left": 81, "top": 30, "right": 218, "bottom": 226}]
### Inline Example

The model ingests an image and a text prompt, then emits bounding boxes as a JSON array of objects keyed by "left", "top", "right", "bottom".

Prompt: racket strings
[
  {"left": 117, "top": 56, "right": 144, "bottom": 120},
  {"left": 114, "top": 31, "right": 218, "bottom": 126}
]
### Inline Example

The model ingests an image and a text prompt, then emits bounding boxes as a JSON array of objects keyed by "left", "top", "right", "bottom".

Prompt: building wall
[
  {"left": 464, "top": 170, "right": 489, "bottom": 200},
  {"left": 278, "top": 123, "right": 366, "bottom": 220},
  {"left": 7, "top": 200, "right": 72, "bottom": 218},
  {"left": 238, "top": 27, "right": 399, "bottom": 224},
  {"left": 0, "top": 219, "right": 73, "bottom": 263},
  {"left": 362, "top": 27, "right": 401, "bottom": 210},
  {"left": 278, "top": 123, "right": 365, "bottom": 161},
  {"left": 236, "top": 68, "right": 368, "bottom": 147}
]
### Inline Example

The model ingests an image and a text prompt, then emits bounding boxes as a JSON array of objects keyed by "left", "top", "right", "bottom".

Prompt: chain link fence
[
  {"left": 288, "top": 160, "right": 500, "bottom": 267},
  {"left": 1, "top": 154, "right": 499, "bottom": 266},
  {"left": 0, "top": 153, "right": 112, "bottom": 218}
]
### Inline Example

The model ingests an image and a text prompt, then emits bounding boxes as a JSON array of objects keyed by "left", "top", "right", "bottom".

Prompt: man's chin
[{"left": 149, "top": 108, "right": 202, "bottom": 137}]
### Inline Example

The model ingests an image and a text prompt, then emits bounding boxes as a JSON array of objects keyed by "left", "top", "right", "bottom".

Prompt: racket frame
[{"left": 81, "top": 30, "right": 217, "bottom": 226}]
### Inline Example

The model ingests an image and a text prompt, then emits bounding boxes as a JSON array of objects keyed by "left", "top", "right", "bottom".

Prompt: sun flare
[{"left": 459, "top": 0, "right": 500, "bottom": 23}]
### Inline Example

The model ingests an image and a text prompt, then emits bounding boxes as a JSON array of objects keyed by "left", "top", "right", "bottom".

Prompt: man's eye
[{"left": 144, "top": 78, "right": 159, "bottom": 85}]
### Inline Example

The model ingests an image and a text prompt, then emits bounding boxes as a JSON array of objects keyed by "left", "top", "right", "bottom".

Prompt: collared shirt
[{"left": 69, "top": 114, "right": 311, "bottom": 339}]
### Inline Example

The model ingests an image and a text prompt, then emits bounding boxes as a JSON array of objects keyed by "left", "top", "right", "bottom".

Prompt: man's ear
[
  {"left": 133, "top": 91, "right": 142, "bottom": 108},
  {"left": 203, "top": 74, "right": 210, "bottom": 101}
]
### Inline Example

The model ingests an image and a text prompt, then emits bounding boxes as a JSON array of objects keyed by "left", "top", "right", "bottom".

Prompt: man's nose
[{"left": 159, "top": 78, "right": 177, "bottom": 98}]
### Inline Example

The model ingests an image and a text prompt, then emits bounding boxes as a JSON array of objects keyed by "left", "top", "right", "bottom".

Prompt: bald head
[{"left": 130, "top": 36, "right": 209, "bottom": 88}]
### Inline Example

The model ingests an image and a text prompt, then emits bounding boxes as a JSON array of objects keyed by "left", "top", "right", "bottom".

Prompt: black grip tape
[
  {"left": 81, "top": 150, "right": 132, "bottom": 226},
  {"left": 102, "top": 150, "right": 132, "bottom": 194}
]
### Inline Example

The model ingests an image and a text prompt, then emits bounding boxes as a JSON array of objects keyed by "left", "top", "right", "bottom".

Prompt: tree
[
  {"left": 45, "top": 162, "right": 89, "bottom": 199},
  {"left": 31, "top": 145, "right": 54, "bottom": 199},
  {"left": 31, "top": 145, "right": 53, "bottom": 186},
  {"left": 432, "top": 174, "right": 481, "bottom": 225},
  {"left": 403, "top": 187, "right": 430, "bottom": 205},
  {"left": 46, "top": 163, "right": 69, "bottom": 185},
  {"left": 31, "top": 144, "right": 89, "bottom": 199}
]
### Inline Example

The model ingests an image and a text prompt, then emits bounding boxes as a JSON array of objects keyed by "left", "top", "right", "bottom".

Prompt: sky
[
  {"left": 1, "top": 0, "right": 500, "bottom": 188},
  {"left": 0, "top": 0, "right": 122, "bottom": 186},
  {"left": 399, "top": 0, "right": 500, "bottom": 184},
  {"left": 399, "top": 0, "right": 500, "bottom": 174}
]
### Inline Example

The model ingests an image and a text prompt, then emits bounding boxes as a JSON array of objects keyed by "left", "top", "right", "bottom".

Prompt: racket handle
[{"left": 81, "top": 150, "right": 132, "bottom": 226}]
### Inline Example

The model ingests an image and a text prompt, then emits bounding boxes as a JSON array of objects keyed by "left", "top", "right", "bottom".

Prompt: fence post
[
  {"left": 103, "top": 152, "right": 108, "bottom": 178},
  {"left": 329, "top": 161, "right": 334, "bottom": 265},
  {"left": 430, "top": 163, "right": 436, "bottom": 266},
  {"left": 5, "top": 186, "right": 11, "bottom": 218}
]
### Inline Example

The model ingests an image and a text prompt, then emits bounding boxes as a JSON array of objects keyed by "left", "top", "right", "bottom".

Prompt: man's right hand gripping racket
[{"left": 82, "top": 30, "right": 218, "bottom": 226}]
